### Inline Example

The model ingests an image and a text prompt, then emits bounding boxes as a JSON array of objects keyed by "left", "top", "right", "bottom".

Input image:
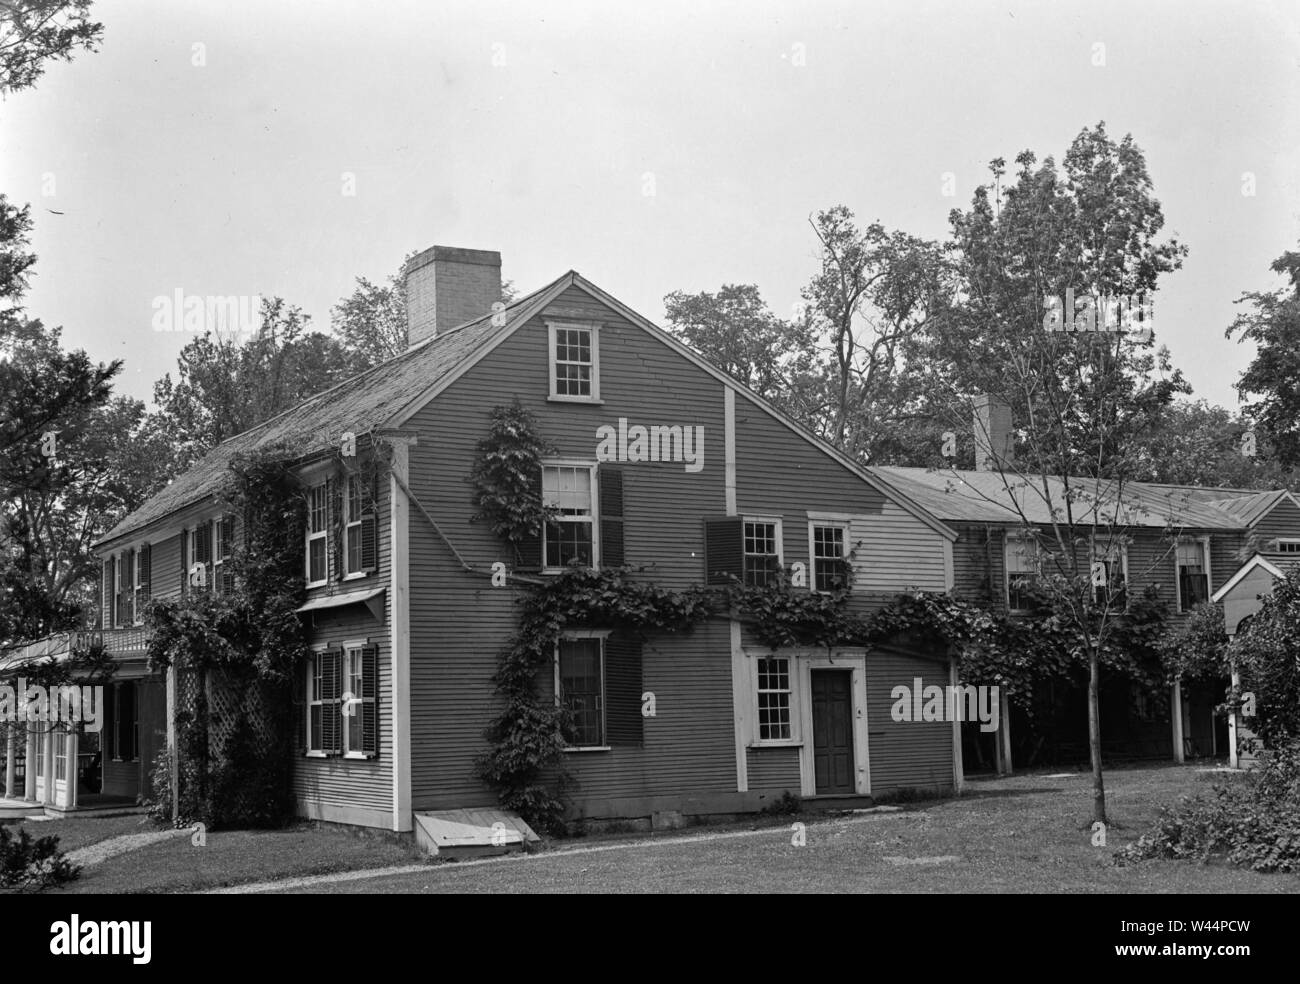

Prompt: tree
[
  {"left": 332, "top": 252, "right": 517, "bottom": 369},
  {"left": 934, "top": 123, "right": 1190, "bottom": 824},
  {"left": 662, "top": 283, "right": 822, "bottom": 422},
  {"left": 801, "top": 207, "right": 951, "bottom": 462},
  {"left": 1128, "top": 399, "right": 1299, "bottom": 489},
  {"left": 148, "top": 298, "right": 358, "bottom": 475},
  {"left": 0, "top": 0, "right": 103, "bottom": 95},
  {"left": 1228, "top": 246, "right": 1300, "bottom": 470}
]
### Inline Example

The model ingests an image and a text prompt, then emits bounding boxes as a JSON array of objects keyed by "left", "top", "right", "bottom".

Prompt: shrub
[
  {"left": 0, "top": 824, "right": 80, "bottom": 891},
  {"left": 1115, "top": 742, "right": 1300, "bottom": 873}
]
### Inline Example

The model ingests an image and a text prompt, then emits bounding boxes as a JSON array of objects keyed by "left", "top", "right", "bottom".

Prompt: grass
[{"left": 10, "top": 763, "right": 1300, "bottom": 893}]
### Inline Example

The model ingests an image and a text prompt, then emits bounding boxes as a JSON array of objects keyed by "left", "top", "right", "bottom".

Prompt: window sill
[
  {"left": 343, "top": 751, "right": 370, "bottom": 760},
  {"left": 342, "top": 572, "right": 368, "bottom": 582},
  {"left": 546, "top": 395, "right": 604, "bottom": 405},
  {"left": 749, "top": 740, "right": 802, "bottom": 749},
  {"left": 305, "top": 750, "right": 328, "bottom": 759},
  {"left": 305, "top": 580, "right": 328, "bottom": 590},
  {"left": 562, "top": 745, "right": 611, "bottom": 753}
]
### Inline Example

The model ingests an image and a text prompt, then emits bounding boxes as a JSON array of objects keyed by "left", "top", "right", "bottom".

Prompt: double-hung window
[
  {"left": 306, "top": 483, "right": 328, "bottom": 586},
  {"left": 1005, "top": 535, "right": 1040, "bottom": 612},
  {"left": 1092, "top": 540, "right": 1128, "bottom": 609},
  {"left": 306, "top": 652, "right": 326, "bottom": 754},
  {"left": 556, "top": 634, "right": 606, "bottom": 749},
  {"left": 743, "top": 519, "right": 782, "bottom": 587},
  {"left": 542, "top": 463, "right": 597, "bottom": 570},
  {"left": 755, "top": 656, "right": 793, "bottom": 742},
  {"left": 548, "top": 322, "right": 600, "bottom": 401},
  {"left": 344, "top": 476, "right": 364, "bottom": 576},
  {"left": 810, "top": 521, "right": 850, "bottom": 593},
  {"left": 1176, "top": 538, "right": 1210, "bottom": 612},
  {"left": 343, "top": 644, "right": 373, "bottom": 756}
]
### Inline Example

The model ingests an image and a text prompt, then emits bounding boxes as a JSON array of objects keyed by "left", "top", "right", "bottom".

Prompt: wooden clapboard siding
[
  {"left": 1253, "top": 496, "right": 1300, "bottom": 543},
  {"left": 746, "top": 746, "right": 800, "bottom": 791},
  {"left": 150, "top": 532, "right": 183, "bottom": 601},
  {"left": 848, "top": 507, "right": 948, "bottom": 598},
  {"left": 292, "top": 603, "right": 392, "bottom": 814},
  {"left": 866, "top": 649, "right": 953, "bottom": 793}
]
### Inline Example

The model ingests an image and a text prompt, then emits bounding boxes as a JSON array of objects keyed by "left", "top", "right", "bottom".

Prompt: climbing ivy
[{"left": 468, "top": 400, "right": 558, "bottom": 563}]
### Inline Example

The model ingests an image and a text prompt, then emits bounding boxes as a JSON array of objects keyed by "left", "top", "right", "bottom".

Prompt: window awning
[{"left": 295, "top": 586, "right": 386, "bottom": 621}]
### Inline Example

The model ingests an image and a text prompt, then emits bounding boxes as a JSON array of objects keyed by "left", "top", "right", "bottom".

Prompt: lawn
[{"left": 9, "top": 763, "right": 1300, "bottom": 893}]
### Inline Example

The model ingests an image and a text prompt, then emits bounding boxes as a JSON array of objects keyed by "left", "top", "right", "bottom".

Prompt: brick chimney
[
  {"left": 403, "top": 246, "right": 502, "bottom": 349},
  {"left": 973, "top": 393, "right": 1014, "bottom": 471}
]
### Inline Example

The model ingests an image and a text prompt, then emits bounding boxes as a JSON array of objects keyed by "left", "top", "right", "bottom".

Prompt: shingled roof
[
  {"left": 95, "top": 272, "right": 576, "bottom": 547},
  {"left": 870, "top": 465, "right": 1261, "bottom": 531}
]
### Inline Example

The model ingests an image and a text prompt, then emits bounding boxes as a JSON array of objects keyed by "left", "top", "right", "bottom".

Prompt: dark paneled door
[{"left": 811, "top": 670, "right": 854, "bottom": 794}]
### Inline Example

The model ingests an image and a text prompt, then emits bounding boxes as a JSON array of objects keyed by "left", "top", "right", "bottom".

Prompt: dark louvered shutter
[
  {"left": 293, "top": 659, "right": 307, "bottom": 754},
  {"left": 122, "top": 548, "right": 135, "bottom": 624},
  {"left": 194, "top": 522, "right": 212, "bottom": 592},
  {"left": 219, "top": 515, "right": 235, "bottom": 594},
  {"left": 180, "top": 528, "right": 188, "bottom": 596},
  {"left": 140, "top": 543, "right": 152, "bottom": 607},
  {"left": 328, "top": 477, "right": 343, "bottom": 582},
  {"left": 361, "top": 644, "right": 379, "bottom": 758},
  {"left": 516, "top": 468, "right": 544, "bottom": 570},
  {"left": 704, "top": 518, "right": 744, "bottom": 585},
  {"left": 320, "top": 648, "right": 342, "bottom": 756},
  {"left": 605, "top": 631, "right": 643, "bottom": 747},
  {"left": 101, "top": 558, "right": 110, "bottom": 629},
  {"left": 599, "top": 467, "right": 625, "bottom": 569},
  {"left": 360, "top": 473, "right": 378, "bottom": 573}
]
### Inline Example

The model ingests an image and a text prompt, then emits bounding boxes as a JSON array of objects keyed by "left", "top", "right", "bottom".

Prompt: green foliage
[
  {"left": 759, "top": 791, "right": 802, "bottom": 816},
  {"left": 468, "top": 400, "right": 558, "bottom": 562},
  {"left": 0, "top": 824, "right": 80, "bottom": 891},
  {"left": 1115, "top": 742, "right": 1300, "bottom": 873},
  {"left": 1232, "top": 569, "right": 1300, "bottom": 748},
  {"left": 1164, "top": 602, "right": 1229, "bottom": 684},
  {"left": 0, "top": 0, "right": 104, "bottom": 95}
]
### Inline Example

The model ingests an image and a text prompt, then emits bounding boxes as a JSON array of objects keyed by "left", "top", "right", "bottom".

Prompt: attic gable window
[{"left": 548, "top": 322, "right": 601, "bottom": 402}]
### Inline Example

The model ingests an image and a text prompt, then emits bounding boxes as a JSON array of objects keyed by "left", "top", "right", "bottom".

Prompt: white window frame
[
  {"left": 306, "top": 645, "right": 327, "bottom": 758},
  {"left": 187, "top": 525, "right": 213, "bottom": 591},
  {"left": 541, "top": 460, "right": 600, "bottom": 573},
  {"left": 547, "top": 321, "right": 602, "bottom": 403},
  {"left": 1005, "top": 533, "right": 1044, "bottom": 612},
  {"left": 341, "top": 639, "right": 371, "bottom": 759},
  {"left": 1091, "top": 538, "right": 1130, "bottom": 609},
  {"left": 742, "top": 516, "right": 784, "bottom": 587},
  {"left": 808, "top": 520, "right": 851, "bottom": 594},
  {"left": 343, "top": 474, "right": 366, "bottom": 580},
  {"left": 554, "top": 629, "right": 611, "bottom": 752},
  {"left": 112, "top": 553, "right": 124, "bottom": 628},
  {"left": 1174, "top": 535, "right": 1212, "bottom": 614},
  {"left": 305, "top": 483, "right": 328, "bottom": 587},
  {"left": 131, "top": 547, "right": 145, "bottom": 626},
  {"left": 751, "top": 653, "right": 800, "bottom": 747},
  {"left": 1275, "top": 538, "right": 1300, "bottom": 554}
]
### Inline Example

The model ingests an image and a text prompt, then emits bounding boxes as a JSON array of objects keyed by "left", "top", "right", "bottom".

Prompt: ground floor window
[{"left": 556, "top": 635, "right": 606, "bottom": 748}]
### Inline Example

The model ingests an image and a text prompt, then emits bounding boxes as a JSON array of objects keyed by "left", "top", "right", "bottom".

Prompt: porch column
[
  {"left": 1171, "top": 680, "right": 1185, "bottom": 764},
  {"left": 4, "top": 726, "right": 13, "bottom": 798},
  {"left": 949, "top": 659, "right": 964, "bottom": 794},
  {"left": 66, "top": 727, "right": 79, "bottom": 810},
  {"left": 1229, "top": 661, "right": 1240, "bottom": 770},
  {"left": 24, "top": 728, "right": 35, "bottom": 800},
  {"left": 997, "top": 691, "right": 1013, "bottom": 775},
  {"left": 167, "top": 665, "right": 178, "bottom": 819},
  {"left": 42, "top": 726, "right": 54, "bottom": 804}
]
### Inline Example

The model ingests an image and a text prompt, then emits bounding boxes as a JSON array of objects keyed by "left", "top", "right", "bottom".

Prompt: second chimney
[
  {"left": 404, "top": 245, "right": 502, "bottom": 348},
  {"left": 973, "top": 393, "right": 1014, "bottom": 471}
]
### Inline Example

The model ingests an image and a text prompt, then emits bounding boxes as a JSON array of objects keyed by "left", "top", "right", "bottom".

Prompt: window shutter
[
  {"left": 361, "top": 644, "right": 379, "bottom": 758},
  {"left": 180, "top": 528, "right": 189, "bottom": 597},
  {"left": 604, "top": 631, "right": 643, "bottom": 747},
  {"left": 140, "top": 543, "right": 152, "bottom": 606},
  {"left": 599, "top": 467, "right": 625, "bottom": 569},
  {"left": 328, "top": 477, "right": 343, "bottom": 582},
  {"left": 320, "top": 647, "right": 343, "bottom": 756},
  {"left": 101, "top": 558, "right": 110, "bottom": 629},
  {"left": 360, "top": 473, "right": 378, "bottom": 573},
  {"left": 703, "top": 518, "right": 744, "bottom": 585},
  {"left": 122, "top": 548, "right": 134, "bottom": 624},
  {"left": 219, "top": 515, "right": 235, "bottom": 594},
  {"left": 294, "top": 660, "right": 307, "bottom": 754},
  {"left": 516, "top": 468, "right": 544, "bottom": 570}
]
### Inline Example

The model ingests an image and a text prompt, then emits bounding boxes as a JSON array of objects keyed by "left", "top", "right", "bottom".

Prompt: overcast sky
[{"left": 2, "top": 0, "right": 1298, "bottom": 410}]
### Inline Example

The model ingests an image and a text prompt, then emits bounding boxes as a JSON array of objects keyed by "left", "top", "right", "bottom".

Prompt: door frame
[{"left": 798, "top": 651, "right": 870, "bottom": 798}]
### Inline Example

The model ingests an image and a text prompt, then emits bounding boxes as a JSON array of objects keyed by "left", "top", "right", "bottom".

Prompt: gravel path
[{"left": 66, "top": 829, "right": 188, "bottom": 868}]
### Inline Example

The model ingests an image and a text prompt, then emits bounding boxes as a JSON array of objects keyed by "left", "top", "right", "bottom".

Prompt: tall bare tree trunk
[{"left": 1088, "top": 646, "right": 1107, "bottom": 823}]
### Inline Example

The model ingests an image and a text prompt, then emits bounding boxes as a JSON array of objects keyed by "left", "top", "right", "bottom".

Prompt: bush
[
  {"left": 0, "top": 824, "right": 80, "bottom": 891},
  {"left": 759, "top": 791, "right": 802, "bottom": 816},
  {"left": 1115, "top": 742, "right": 1300, "bottom": 873}
]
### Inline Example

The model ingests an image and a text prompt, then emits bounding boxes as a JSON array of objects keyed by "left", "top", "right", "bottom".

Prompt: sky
[{"left": 2, "top": 0, "right": 1298, "bottom": 410}]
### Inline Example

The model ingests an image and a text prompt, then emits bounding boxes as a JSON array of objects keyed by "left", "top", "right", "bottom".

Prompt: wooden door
[{"left": 811, "top": 670, "right": 854, "bottom": 794}]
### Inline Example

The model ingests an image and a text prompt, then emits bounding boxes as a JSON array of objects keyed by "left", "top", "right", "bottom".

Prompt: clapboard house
[
  {"left": 872, "top": 404, "right": 1300, "bottom": 771},
  {"left": 24, "top": 245, "right": 984, "bottom": 835}
]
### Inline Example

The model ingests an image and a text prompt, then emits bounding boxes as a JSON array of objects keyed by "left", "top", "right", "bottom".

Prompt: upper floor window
[
  {"left": 306, "top": 484, "right": 328, "bottom": 586},
  {"left": 542, "top": 462, "right": 597, "bottom": 570},
  {"left": 1275, "top": 539, "right": 1300, "bottom": 554},
  {"left": 1176, "top": 538, "right": 1210, "bottom": 613},
  {"left": 743, "top": 519, "right": 782, "bottom": 587},
  {"left": 810, "top": 521, "right": 850, "bottom": 593},
  {"left": 548, "top": 322, "right": 600, "bottom": 402},
  {"left": 1092, "top": 540, "right": 1128, "bottom": 610},
  {"left": 1005, "top": 536, "right": 1040, "bottom": 612},
  {"left": 344, "top": 476, "right": 364, "bottom": 576}
]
